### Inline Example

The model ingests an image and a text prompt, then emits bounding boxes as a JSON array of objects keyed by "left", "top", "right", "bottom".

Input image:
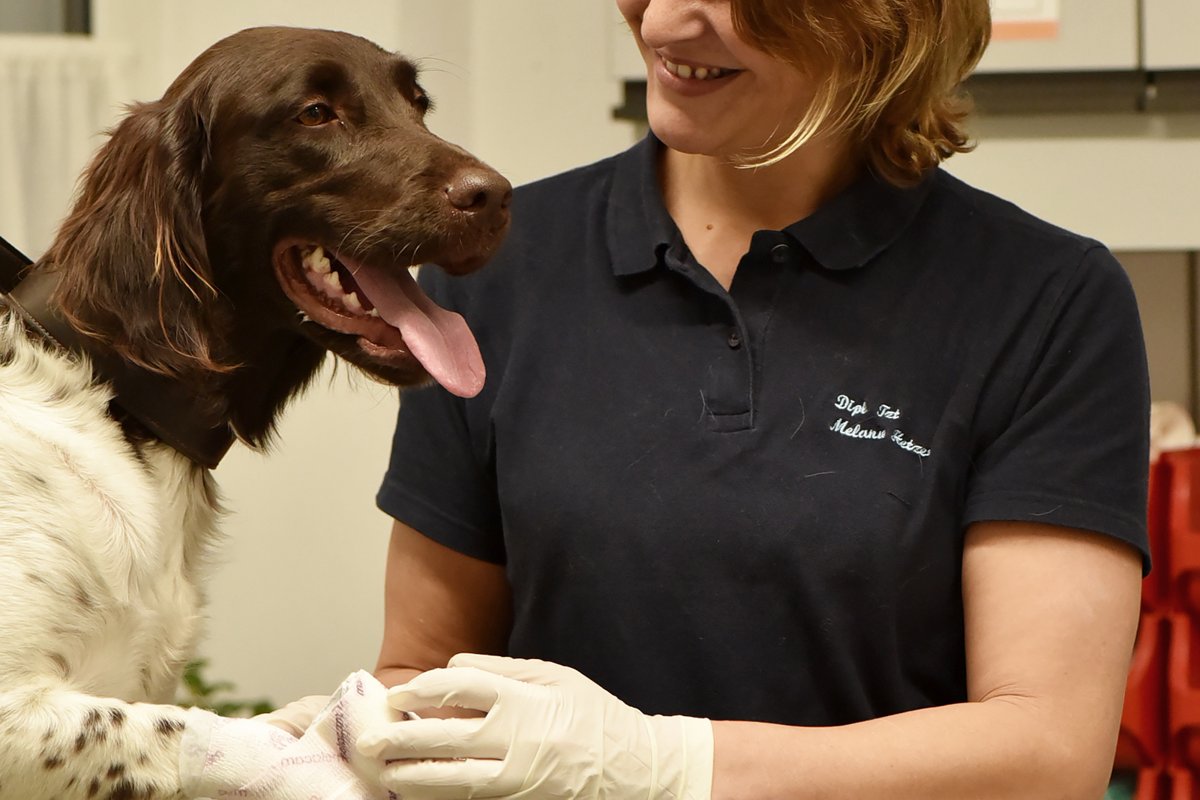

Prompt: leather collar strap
[{"left": 0, "top": 236, "right": 235, "bottom": 469}]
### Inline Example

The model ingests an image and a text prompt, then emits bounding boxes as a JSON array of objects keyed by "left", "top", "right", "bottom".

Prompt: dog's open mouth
[{"left": 273, "top": 242, "right": 484, "bottom": 398}]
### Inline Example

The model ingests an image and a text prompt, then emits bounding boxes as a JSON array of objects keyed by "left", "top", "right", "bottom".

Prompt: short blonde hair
[{"left": 731, "top": 0, "right": 991, "bottom": 185}]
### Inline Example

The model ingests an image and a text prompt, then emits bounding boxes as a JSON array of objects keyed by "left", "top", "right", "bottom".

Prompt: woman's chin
[
  {"left": 645, "top": 104, "right": 771, "bottom": 162},
  {"left": 646, "top": 113, "right": 724, "bottom": 158}
]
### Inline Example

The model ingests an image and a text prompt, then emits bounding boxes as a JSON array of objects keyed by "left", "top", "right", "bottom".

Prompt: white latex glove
[
  {"left": 180, "top": 671, "right": 402, "bottom": 800},
  {"left": 356, "top": 653, "right": 714, "bottom": 800},
  {"left": 254, "top": 694, "right": 331, "bottom": 736}
]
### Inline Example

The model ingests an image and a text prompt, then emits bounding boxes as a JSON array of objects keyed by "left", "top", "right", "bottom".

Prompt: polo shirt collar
[
  {"left": 784, "top": 159, "right": 935, "bottom": 272},
  {"left": 606, "top": 133, "right": 936, "bottom": 277},
  {"left": 607, "top": 134, "right": 674, "bottom": 278}
]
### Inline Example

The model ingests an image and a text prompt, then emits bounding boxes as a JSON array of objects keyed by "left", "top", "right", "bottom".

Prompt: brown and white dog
[{"left": 0, "top": 26, "right": 509, "bottom": 800}]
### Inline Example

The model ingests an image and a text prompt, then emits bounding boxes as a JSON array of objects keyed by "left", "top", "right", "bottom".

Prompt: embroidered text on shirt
[
  {"left": 891, "top": 430, "right": 932, "bottom": 457},
  {"left": 830, "top": 419, "right": 888, "bottom": 439},
  {"left": 826, "top": 394, "right": 932, "bottom": 458}
]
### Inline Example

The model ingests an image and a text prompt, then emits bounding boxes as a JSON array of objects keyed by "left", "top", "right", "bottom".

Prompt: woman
[{"left": 361, "top": 0, "right": 1150, "bottom": 797}]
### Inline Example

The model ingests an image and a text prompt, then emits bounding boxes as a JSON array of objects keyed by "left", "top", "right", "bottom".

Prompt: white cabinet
[
  {"left": 976, "top": 0, "right": 1139, "bottom": 73},
  {"left": 608, "top": 0, "right": 1149, "bottom": 77},
  {"left": 608, "top": 0, "right": 1195, "bottom": 75},
  {"left": 1143, "top": 0, "right": 1200, "bottom": 70}
]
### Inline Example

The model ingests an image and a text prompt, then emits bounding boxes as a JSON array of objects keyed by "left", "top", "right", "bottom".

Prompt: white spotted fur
[{"left": 0, "top": 313, "right": 220, "bottom": 800}]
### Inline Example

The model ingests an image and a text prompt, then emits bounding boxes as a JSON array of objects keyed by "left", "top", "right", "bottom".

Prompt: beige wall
[
  {"left": 1121, "top": 252, "right": 1195, "bottom": 411},
  {"left": 944, "top": 113, "right": 1200, "bottom": 252}
]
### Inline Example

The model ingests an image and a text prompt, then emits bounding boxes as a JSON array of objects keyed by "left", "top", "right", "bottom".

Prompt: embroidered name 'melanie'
[
  {"left": 829, "top": 418, "right": 888, "bottom": 440},
  {"left": 826, "top": 393, "right": 933, "bottom": 457}
]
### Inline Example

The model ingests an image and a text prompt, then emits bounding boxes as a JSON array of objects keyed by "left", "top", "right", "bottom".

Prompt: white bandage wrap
[{"left": 180, "top": 670, "right": 403, "bottom": 800}]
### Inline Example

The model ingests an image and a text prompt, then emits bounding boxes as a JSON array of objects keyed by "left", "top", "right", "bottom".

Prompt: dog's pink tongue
[{"left": 352, "top": 267, "right": 485, "bottom": 398}]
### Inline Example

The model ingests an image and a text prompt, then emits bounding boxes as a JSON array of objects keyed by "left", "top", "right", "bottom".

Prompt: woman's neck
[{"left": 659, "top": 136, "right": 859, "bottom": 290}]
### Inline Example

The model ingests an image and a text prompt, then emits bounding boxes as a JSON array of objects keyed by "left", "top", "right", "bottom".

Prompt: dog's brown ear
[{"left": 43, "top": 92, "right": 232, "bottom": 379}]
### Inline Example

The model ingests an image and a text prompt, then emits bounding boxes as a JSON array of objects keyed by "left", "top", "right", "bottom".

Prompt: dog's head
[{"left": 42, "top": 26, "right": 510, "bottom": 439}]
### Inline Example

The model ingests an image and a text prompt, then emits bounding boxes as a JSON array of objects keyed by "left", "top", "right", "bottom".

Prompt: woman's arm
[
  {"left": 712, "top": 520, "right": 1142, "bottom": 800},
  {"left": 362, "top": 520, "right": 1140, "bottom": 800},
  {"left": 374, "top": 520, "right": 512, "bottom": 689}
]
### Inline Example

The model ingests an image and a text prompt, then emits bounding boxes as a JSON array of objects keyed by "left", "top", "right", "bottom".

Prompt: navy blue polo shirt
[{"left": 377, "top": 134, "right": 1150, "bottom": 727}]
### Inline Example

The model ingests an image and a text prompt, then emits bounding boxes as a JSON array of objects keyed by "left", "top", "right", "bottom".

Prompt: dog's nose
[{"left": 445, "top": 167, "right": 513, "bottom": 225}]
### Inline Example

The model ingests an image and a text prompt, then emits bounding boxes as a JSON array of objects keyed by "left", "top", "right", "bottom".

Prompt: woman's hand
[{"left": 357, "top": 653, "right": 713, "bottom": 800}]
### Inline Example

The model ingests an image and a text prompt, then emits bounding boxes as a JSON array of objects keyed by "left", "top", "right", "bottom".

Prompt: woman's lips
[{"left": 653, "top": 54, "right": 742, "bottom": 96}]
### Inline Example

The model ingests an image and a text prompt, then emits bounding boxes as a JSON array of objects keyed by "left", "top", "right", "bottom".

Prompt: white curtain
[{"left": 0, "top": 35, "right": 134, "bottom": 259}]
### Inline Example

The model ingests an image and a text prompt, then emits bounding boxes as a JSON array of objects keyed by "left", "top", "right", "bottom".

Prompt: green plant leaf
[{"left": 176, "top": 658, "right": 276, "bottom": 717}]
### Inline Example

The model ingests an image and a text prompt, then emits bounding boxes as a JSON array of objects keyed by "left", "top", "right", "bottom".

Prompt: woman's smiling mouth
[{"left": 660, "top": 55, "right": 742, "bottom": 81}]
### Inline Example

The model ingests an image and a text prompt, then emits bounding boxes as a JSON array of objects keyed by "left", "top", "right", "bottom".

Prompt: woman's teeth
[{"left": 662, "top": 57, "right": 734, "bottom": 81}]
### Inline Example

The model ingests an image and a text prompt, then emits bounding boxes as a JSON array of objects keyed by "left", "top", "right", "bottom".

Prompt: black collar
[{"left": 0, "top": 235, "right": 235, "bottom": 469}]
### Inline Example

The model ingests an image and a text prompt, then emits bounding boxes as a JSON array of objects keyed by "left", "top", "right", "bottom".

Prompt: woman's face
[{"left": 616, "top": 0, "right": 819, "bottom": 161}]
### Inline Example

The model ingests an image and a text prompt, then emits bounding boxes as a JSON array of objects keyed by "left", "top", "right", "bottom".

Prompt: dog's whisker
[
  {"left": 413, "top": 56, "right": 469, "bottom": 79},
  {"left": 334, "top": 221, "right": 371, "bottom": 257},
  {"left": 334, "top": 214, "right": 394, "bottom": 261}
]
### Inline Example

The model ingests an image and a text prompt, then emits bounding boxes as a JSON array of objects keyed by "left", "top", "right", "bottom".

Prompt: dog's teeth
[
  {"left": 368, "top": 308, "right": 380, "bottom": 318},
  {"left": 303, "top": 246, "right": 332, "bottom": 275},
  {"left": 323, "top": 271, "right": 343, "bottom": 291},
  {"left": 344, "top": 292, "right": 363, "bottom": 312}
]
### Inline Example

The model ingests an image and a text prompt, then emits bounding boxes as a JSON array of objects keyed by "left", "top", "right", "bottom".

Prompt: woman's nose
[{"left": 636, "top": 0, "right": 713, "bottom": 50}]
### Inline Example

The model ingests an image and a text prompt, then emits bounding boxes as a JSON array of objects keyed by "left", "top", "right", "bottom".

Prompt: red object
[
  {"left": 1118, "top": 613, "right": 1169, "bottom": 768},
  {"left": 1146, "top": 458, "right": 1172, "bottom": 611},
  {"left": 1163, "top": 451, "right": 1200, "bottom": 615},
  {"left": 1114, "top": 451, "right": 1200, "bottom": 794},
  {"left": 1135, "top": 768, "right": 1168, "bottom": 800},
  {"left": 1168, "top": 612, "right": 1200, "bottom": 772},
  {"left": 1171, "top": 766, "right": 1196, "bottom": 799}
]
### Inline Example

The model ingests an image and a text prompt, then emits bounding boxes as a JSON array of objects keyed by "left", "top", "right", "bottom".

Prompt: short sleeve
[
  {"left": 963, "top": 245, "right": 1151, "bottom": 569},
  {"left": 375, "top": 270, "right": 505, "bottom": 564}
]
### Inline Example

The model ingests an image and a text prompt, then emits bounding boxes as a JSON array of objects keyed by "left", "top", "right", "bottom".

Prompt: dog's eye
[
  {"left": 413, "top": 86, "right": 433, "bottom": 114},
  {"left": 297, "top": 103, "right": 337, "bottom": 127}
]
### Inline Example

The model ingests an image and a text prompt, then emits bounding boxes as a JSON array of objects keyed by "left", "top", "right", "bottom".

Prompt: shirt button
[
  {"left": 770, "top": 244, "right": 791, "bottom": 264},
  {"left": 727, "top": 329, "right": 742, "bottom": 349}
]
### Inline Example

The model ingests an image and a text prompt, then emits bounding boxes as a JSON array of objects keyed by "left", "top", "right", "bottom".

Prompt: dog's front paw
[{"left": 178, "top": 673, "right": 397, "bottom": 800}]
